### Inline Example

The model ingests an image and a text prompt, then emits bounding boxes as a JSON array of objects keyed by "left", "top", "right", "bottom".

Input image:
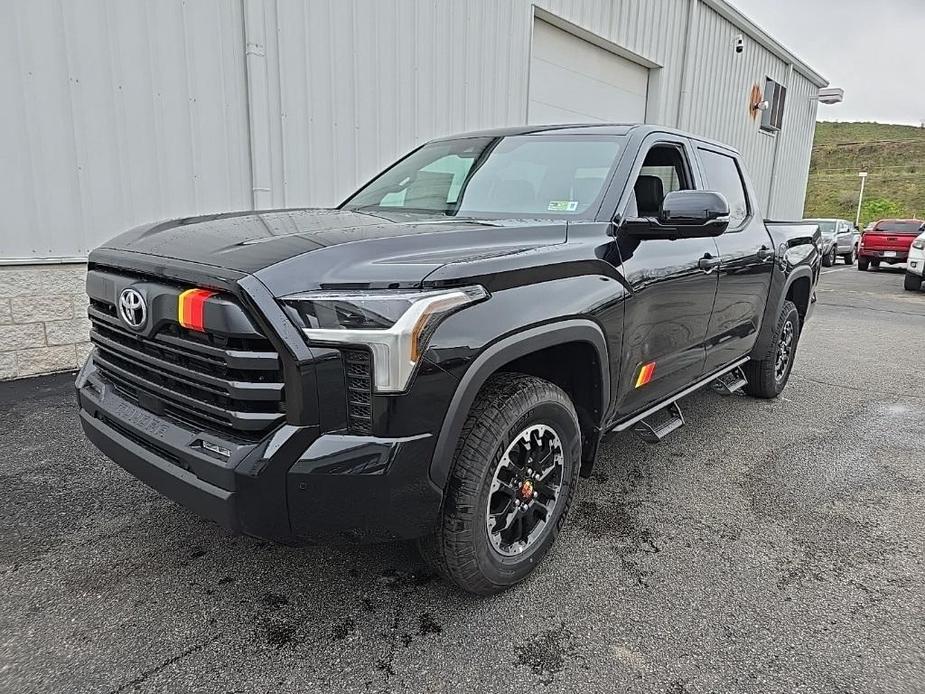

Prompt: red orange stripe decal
[
  {"left": 178, "top": 288, "right": 216, "bottom": 332},
  {"left": 635, "top": 361, "right": 656, "bottom": 388}
]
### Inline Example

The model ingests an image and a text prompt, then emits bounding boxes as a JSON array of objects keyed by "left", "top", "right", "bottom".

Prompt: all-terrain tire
[
  {"left": 417, "top": 373, "right": 580, "bottom": 595},
  {"left": 822, "top": 247, "right": 836, "bottom": 267},
  {"left": 857, "top": 257, "right": 870, "bottom": 271},
  {"left": 744, "top": 300, "right": 801, "bottom": 399},
  {"left": 905, "top": 273, "right": 923, "bottom": 291}
]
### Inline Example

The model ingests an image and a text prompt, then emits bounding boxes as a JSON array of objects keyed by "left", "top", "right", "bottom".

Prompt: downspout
[
  {"left": 766, "top": 62, "right": 793, "bottom": 217},
  {"left": 242, "top": 0, "right": 273, "bottom": 209},
  {"left": 676, "top": 0, "right": 700, "bottom": 129}
]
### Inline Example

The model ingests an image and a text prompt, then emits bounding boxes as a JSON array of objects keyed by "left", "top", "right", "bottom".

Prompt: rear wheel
[
  {"left": 857, "top": 257, "right": 870, "bottom": 271},
  {"left": 418, "top": 373, "right": 580, "bottom": 595},
  {"left": 905, "top": 273, "right": 923, "bottom": 291},
  {"left": 871, "top": 259, "right": 881, "bottom": 269},
  {"left": 744, "top": 300, "right": 800, "bottom": 399}
]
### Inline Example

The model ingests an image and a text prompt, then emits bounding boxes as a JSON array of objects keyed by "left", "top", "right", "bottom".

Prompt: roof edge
[{"left": 703, "top": 0, "right": 829, "bottom": 88}]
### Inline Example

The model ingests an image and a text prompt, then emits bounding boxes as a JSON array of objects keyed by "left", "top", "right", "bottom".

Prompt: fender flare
[
  {"left": 751, "top": 265, "right": 815, "bottom": 358},
  {"left": 428, "top": 319, "right": 610, "bottom": 489}
]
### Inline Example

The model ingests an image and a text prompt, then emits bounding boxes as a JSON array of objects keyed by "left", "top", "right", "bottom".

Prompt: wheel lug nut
[{"left": 532, "top": 491, "right": 538, "bottom": 498}]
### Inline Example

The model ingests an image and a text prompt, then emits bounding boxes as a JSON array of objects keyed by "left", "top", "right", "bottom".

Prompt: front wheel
[
  {"left": 822, "top": 247, "right": 836, "bottom": 267},
  {"left": 905, "top": 273, "right": 923, "bottom": 291},
  {"left": 418, "top": 373, "right": 580, "bottom": 595},
  {"left": 744, "top": 300, "right": 801, "bottom": 399}
]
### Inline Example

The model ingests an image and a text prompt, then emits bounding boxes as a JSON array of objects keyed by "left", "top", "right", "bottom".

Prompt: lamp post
[{"left": 855, "top": 172, "right": 868, "bottom": 227}]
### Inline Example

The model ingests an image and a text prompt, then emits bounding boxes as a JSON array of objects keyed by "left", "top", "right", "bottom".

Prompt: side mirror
[{"left": 622, "top": 190, "right": 730, "bottom": 239}]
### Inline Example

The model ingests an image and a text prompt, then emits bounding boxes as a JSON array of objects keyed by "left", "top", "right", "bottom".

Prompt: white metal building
[{"left": 0, "top": 0, "right": 826, "bottom": 378}]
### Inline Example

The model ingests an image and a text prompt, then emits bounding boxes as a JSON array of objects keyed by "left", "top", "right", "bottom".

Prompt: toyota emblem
[{"left": 118, "top": 288, "right": 147, "bottom": 330}]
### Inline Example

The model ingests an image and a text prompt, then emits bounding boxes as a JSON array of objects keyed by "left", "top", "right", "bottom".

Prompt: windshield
[
  {"left": 342, "top": 135, "right": 623, "bottom": 219},
  {"left": 873, "top": 220, "right": 924, "bottom": 234},
  {"left": 812, "top": 221, "right": 837, "bottom": 235}
]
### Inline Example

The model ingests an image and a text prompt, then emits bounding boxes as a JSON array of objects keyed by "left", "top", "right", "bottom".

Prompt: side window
[
  {"left": 627, "top": 144, "right": 693, "bottom": 218},
  {"left": 698, "top": 149, "right": 749, "bottom": 228}
]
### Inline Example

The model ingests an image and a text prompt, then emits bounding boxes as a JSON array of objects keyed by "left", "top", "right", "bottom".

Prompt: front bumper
[
  {"left": 907, "top": 246, "right": 925, "bottom": 277},
  {"left": 77, "top": 357, "right": 442, "bottom": 543}
]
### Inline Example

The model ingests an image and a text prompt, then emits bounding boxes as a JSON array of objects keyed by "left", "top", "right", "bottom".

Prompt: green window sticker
[{"left": 547, "top": 200, "right": 579, "bottom": 212}]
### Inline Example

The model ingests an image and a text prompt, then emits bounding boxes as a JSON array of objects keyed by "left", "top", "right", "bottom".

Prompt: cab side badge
[{"left": 635, "top": 361, "right": 656, "bottom": 388}]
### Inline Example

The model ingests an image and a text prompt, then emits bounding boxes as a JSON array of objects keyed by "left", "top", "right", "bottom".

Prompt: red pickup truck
[{"left": 858, "top": 219, "right": 925, "bottom": 271}]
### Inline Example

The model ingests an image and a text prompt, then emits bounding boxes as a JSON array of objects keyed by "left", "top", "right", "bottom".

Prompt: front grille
[
  {"left": 88, "top": 298, "right": 285, "bottom": 442},
  {"left": 342, "top": 349, "right": 373, "bottom": 435}
]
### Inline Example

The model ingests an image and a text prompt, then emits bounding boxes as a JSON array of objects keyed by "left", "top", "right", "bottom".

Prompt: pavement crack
[
  {"left": 816, "top": 299, "right": 925, "bottom": 318},
  {"left": 795, "top": 375, "right": 924, "bottom": 401},
  {"left": 107, "top": 635, "right": 220, "bottom": 693}
]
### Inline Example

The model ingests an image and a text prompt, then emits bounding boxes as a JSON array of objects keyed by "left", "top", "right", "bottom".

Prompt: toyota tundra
[{"left": 77, "top": 124, "right": 821, "bottom": 594}]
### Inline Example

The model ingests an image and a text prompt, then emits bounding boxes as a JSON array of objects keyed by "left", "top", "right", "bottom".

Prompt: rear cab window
[{"left": 872, "top": 221, "right": 925, "bottom": 234}]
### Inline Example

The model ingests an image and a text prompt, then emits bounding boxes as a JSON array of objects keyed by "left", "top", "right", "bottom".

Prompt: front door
[
  {"left": 695, "top": 146, "right": 775, "bottom": 372},
  {"left": 610, "top": 137, "right": 720, "bottom": 420}
]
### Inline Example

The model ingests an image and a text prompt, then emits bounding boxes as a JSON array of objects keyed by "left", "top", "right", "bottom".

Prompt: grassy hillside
[{"left": 803, "top": 121, "right": 925, "bottom": 225}]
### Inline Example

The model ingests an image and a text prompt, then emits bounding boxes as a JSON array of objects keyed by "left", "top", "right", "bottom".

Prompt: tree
[{"left": 860, "top": 197, "right": 905, "bottom": 226}]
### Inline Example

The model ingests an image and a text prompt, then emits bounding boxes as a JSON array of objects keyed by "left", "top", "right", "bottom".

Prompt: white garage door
[{"left": 528, "top": 20, "right": 649, "bottom": 125}]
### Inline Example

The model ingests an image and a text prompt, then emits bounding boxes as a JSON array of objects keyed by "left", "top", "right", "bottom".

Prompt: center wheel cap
[{"left": 519, "top": 479, "right": 535, "bottom": 501}]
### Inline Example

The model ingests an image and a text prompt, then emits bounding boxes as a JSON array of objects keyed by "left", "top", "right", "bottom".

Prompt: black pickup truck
[{"left": 77, "top": 124, "right": 820, "bottom": 594}]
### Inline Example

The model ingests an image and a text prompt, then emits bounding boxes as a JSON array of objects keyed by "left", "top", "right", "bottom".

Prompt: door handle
[
  {"left": 757, "top": 246, "right": 775, "bottom": 261},
  {"left": 698, "top": 254, "right": 721, "bottom": 272}
]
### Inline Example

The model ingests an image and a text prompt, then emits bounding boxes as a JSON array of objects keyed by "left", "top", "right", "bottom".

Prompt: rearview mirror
[{"left": 622, "top": 190, "right": 730, "bottom": 239}]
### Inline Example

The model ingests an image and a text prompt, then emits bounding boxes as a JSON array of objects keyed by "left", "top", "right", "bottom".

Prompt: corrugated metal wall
[
  {"left": 0, "top": 0, "right": 252, "bottom": 260},
  {"left": 769, "top": 68, "right": 820, "bottom": 217},
  {"left": 686, "top": 3, "right": 783, "bottom": 211},
  {"left": 0, "top": 0, "right": 823, "bottom": 262},
  {"left": 684, "top": 3, "right": 820, "bottom": 214}
]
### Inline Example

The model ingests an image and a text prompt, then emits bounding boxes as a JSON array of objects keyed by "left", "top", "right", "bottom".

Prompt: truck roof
[{"left": 430, "top": 123, "right": 741, "bottom": 156}]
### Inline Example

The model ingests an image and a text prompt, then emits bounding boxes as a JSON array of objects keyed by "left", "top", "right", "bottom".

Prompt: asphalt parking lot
[{"left": 1, "top": 264, "right": 923, "bottom": 693}]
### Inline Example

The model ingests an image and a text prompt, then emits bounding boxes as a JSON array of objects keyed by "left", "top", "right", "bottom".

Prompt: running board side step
[
  {"left": 607, "top": 357, "right": 751, "bottom": 443},
  {"left": 631, "top": 401, "right": 685, "bottom": 444},
  {"left": 710, "top": 366, "right": 748, "bottom": 396}
]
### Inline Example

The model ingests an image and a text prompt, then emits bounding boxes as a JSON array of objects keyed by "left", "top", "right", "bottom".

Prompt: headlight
[
  {"left": 281, "top": 286, "right": 488, "bottom": 392},
  {"left": 912, "top": 238, "right": 925, "bottom": 250}
]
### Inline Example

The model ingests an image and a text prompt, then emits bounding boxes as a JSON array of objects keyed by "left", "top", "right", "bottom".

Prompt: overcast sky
[{"left": 730, "top": 0, "right": 925, "bottom": 125}]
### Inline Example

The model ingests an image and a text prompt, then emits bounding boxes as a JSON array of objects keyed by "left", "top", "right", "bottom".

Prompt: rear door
[{"left": 695, "top": 146, "right": 775, "bottom": 373}]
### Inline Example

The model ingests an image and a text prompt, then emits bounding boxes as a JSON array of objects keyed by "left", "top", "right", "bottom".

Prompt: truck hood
[{"left": 98, "top": 208, "right": 567, "bottom": 294}]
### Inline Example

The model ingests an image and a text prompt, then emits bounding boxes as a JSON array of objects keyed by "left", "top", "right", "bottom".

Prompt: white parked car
[{"left": 906, "top": 230, "right": 925, "bottom": 291}]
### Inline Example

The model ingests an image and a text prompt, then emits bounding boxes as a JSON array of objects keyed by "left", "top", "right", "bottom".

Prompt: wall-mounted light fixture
[{"left": 812, "top": 87, "right": 845, "bottom": 105}]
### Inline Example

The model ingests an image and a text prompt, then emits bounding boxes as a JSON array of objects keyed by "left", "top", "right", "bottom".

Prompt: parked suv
[
  {"left": 76, "top": 124, "right": 820, "bottom": 594},
  {"left": 805, "top": 218, "right": 858, "bottom": 266},
  {"left": 858, "top": 219, "right": 925, "bottom": 271}
]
